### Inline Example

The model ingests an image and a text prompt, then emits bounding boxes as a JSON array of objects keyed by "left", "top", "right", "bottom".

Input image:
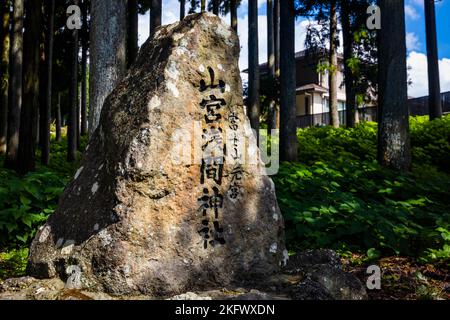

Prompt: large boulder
[{"left": 27, "top": 13, "right": 286, "bottom": 296}]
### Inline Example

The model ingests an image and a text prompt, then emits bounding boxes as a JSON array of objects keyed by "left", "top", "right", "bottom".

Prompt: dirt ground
[{"left": 342, "top": 254, "right": 450, "bottom": 300}]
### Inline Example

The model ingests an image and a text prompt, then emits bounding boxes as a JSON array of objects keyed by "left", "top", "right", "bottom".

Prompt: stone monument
[{"left": 27, "top": 13, "right": 286, "bottom": 296}]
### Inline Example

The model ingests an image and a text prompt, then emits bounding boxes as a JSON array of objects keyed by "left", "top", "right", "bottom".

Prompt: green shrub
[
  {"left": 274, "top": 115, "right": 450, "bottom": 263},
  {"left": 0, "top": 169, "right": 66, "bottom": 247},
  {"left": 0, "top": 135, "right": 87, "bottom": 249},
  {"left": 410, "top": 116, "right": 450, "bottom": 173},
  {"left": 274, "top": 160, "right": 450, "bottom": 262}
]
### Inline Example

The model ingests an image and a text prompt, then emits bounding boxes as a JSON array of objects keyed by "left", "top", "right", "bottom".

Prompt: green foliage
[
  {"left": 0, "top": 169, "right": 65, "bottom": 247},
  {"left": 275, "top": 116, "right": 450, "bottom": 264},
  {"left": 0, "top": 248, "right": 28, "bottom": 280},
  {"left": 297, "top": 121, "right": 377, "bottom": 164},
  {"left": 410, "top": 116, "right": 450, "bottom": 173},
  {"left": 0, "top": 135, "right": 87, "bottom": 249}
]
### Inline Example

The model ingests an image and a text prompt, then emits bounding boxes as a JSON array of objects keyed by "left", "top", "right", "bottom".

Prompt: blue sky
[{"left": 138, "top": 0, "right": 450, "bottom": 98}]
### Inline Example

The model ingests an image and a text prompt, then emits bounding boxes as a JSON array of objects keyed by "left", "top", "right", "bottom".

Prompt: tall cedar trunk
[
  {"left": 212, "top": 0, "right": 219, "bottom": 15},
  {"left": 424, "top": 0, "right": 442, "bottom": 119},
  {"left": 180, "top": 0, "right": 186, "bottom": 20},
  {"left": 127, "top": 0, "right": 138, "bottom": 68},
  {"left": 76, "top": 82, "right": 80, "bottom": 150},
  {"left": 0, "top": 0, "right": 9, "bottom": 154},
  {"left": 267, "top": 0, "right": 277, "bottom": 130},
  {"left": 378, "top": 0, "right": 411, "bottom": 171},
  {"left": 18, "top": 0, "right": 42, "bottom": 174},
  {"left": 38, "top": 29, "right": 45, "bottom": 150},
  {"left": 248, "top": 0, "right": 260, "bottom": 141},
  {"left": 68, "top": 0, "right": 79, "bottom": 162},
  {"left": 273, "top": 0, "right": 280, "bottom": 77},
  {"left": 4, "top": 0, "right": 23, "bottom": 169},
  {"left": 41, "top": 0, "right": 54, "bottom": 165},
  {"left": 150, "top": 0, "right": 162, "bottom": 37},
  {"left": 55, "top": 91, "right": 61, "bottom": 142},
  {"left": 328, "top": 2, "right": 339, "bottom": 128},
  {"left": 279, "top": 0, "right": 297, "bottom": 161},
  {"left": 89, "top": 0, "right": 127, "bottom": 135},
  {"left": 341, "top": 0, "right": 358, "bottom": 127},
  {"left": 201, "top": 0, "right": 206, "bottom": 12},
  {"left": 230, "top": 0, "right": 237, "bottom": 32},
  {"left": 81, "top": 0, "right": 88, "bottom": 136}
]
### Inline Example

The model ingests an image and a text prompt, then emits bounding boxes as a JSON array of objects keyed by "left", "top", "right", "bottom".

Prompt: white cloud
[
  {"left": 407, "top": 51, "right": 450, "bottom": 97},
  {"left": 406, "top": 32, "right": 420, "bottom": 51},
  {"left": 405, "top": 4, "right": 420, "bottom": 20},
  {"left": 409, "top": 0, "right": 424, "bottom": 8}
]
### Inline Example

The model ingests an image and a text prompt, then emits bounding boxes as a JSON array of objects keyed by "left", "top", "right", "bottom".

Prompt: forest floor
[{"left": 342, "top": 253, "right": 450, "bottom": 300}]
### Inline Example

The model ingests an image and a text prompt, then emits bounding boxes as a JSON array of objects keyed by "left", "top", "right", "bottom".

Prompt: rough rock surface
[
  {"left": 26, "top": 13, "right": 286, "bottom": 296},
  {"left": 286, "top": 250, "right": 367, "bottom": 300},
  {"left": 1, "top": 250, "right": 367, "bottom": 300}
]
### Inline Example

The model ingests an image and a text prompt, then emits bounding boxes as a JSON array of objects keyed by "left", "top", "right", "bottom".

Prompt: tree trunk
[
  {"left": 76, "top": 82, "right": 80, "bottom": 150},
  {"left": 279, "top": 0, "right": 297, "bottom": 162},
  {"left": 150, "top": 0, "right": 162, "bottom": 37},
  {"left": 341, "top": 0, "right": 358, "bottom": 127},
  {"left": 377, "top": 0, "right": 411, "bottom": 171},
  {"left": 40, "top": 0, "right": 54, "bottom": 166},
  {"left": 248, "top": 0, "right": 260, "bottom": 142},
  {"left": 180, "top": 0, "right": 186, "bottom": 20},
  {"left": 89, "top": 0, "right": 127, "bottom": 135},
  {"left": 18, "top": 0, "right": 43, "bottom": 174},
  {"left": 212, "top": 0, "right": 219, "bottom": 15},
  {"left": 4, "top": 0, "right": 23, "bottom": 169},
  {"left": 267, "top": 0, "right": 277, "bottom": 131},
  {"left": 55, "top": 91, "right": 61, "bottom": 143},
  {"left": 274, "top": 0, "right": 280, "bottom": 77},
  {"left": 68, "top": 0, "right": 79, "bottom": 162},
  {"left": 127, "top": 0, "right": 138, "bottom": 68},
  {"left": 81, "top": 0, "right": 88, "bottom": 136},
  {"left": 328, "top": 2, "right": 339, "bottom": 128},
  {"left": 0, "top": 0, "right": 9, "bottom": 155},
  {"left": 201, "top": 0, "right": 206, "bottom": 12},
  {"left": 230, "top": 0, "right": 237, "bottom": 32},
  {"left": 424, "top": 0, "right": 442, "bottom": 120}
]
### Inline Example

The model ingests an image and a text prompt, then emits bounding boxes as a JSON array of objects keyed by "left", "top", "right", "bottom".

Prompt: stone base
[{"left": 1, "top": 250, "right": 367, "bottom": 300}]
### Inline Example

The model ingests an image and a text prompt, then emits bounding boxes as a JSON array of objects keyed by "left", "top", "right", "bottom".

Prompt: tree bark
[
  {"left": 40, "top": 0, "right": 54, "bottom": 166},
  {"left": 341, "top": 0, "right": 358, "bottom": 127},
  {"left": 4, "top": 0, "right": 23, "bottom": 169},
  {"left": 55, "top": 91, "right": 61, "bottom": 143},
  {"left": 89, "top": 0, "right": 127, "bottom": 135},
  {"left": 230, "top": 0, "right": 237, "bottom": 32},
  {"left": 267, "top": 0, "right": 277, "bottom": 131},
  {"left": 180, "top": 0, "right": 186, "bottom": 20},
  {"left": 248, "top": 0, "right": 260, "bottom": 142},
  {"left": 127, "top": 0, "right": 138, "bottom": 68},
  {"left": 212, "top": 0, "right": 219, "bottom": 15},
  {"left": 424, "top": 0, "right": 442, "bottom": 120},
  {"left": 0, "top": 0, "right": 9, "bottom": 155},
  {"left": 76, "top": 82, "right": 80, "bottom": 150},
  {"left": 18, "top": 0, "right": 43, "bottom": 174},
  {"left": 274, "top": 0, "right": 280, "bottom": 77},
  {"left": 150, "top": 0, "right": 162, "bottom": 37},
  {"left": 201, "top": 0, "right": 206, "bottom": 12},
  {"left": 68, "top": 0, "right": 79, "bottom": 162},
  {"left": 81, "top": 0, "right": 88, "bottom": 136},
  {"left": 280, "top": 0, "right": 297, "bottom": 162},
  {"left": 328, "top": 1, "right": 339, "bottom": 128},
  {"left": 377, "top": 0, "right": 411, "bottom": 171}
]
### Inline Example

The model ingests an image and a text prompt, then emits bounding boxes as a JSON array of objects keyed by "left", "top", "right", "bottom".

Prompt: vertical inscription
[
  {"left": 197, "top": 67, "right": 226, "bottom": 249},
  {"left": 197, "top": 66, "right": 246, "bottom": 249}
]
